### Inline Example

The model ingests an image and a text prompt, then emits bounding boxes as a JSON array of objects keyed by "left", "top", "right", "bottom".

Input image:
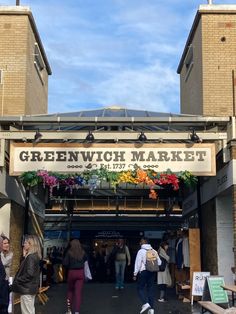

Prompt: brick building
[
  {"left": 0, "top": 2, "right": 236, "bottom": 293},
  {"left": 0, "top": 5, "right": 51, "bottom": 274},
  {"left": 0, "top": 6, "right": 51, "bottom": 116},
  {"left": 178, "top": 4, "right": 236, "bottom": 116},
  {"left": 178, "top": 4, "right": 236, "bottom": 285}
]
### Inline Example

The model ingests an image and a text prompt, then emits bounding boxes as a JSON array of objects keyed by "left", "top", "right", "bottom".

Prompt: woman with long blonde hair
[{"left": 12, "top": 235, "right": 42, "bottom": 314}]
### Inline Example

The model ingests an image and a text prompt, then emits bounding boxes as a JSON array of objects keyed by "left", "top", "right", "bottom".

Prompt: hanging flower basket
[{"left": 19, "top": 167, "right": 197, "bottom": 199}]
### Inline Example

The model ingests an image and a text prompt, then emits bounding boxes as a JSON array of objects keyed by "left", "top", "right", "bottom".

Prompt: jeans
[
  {"left": 20, "top": 294, "right": 36, "bottom": 314},
  {"left": 137, "top": 270, "right": 155, "bottom": 308},
  {"left": 67, "top": 269, "right": 85, "bottom": 312},
  {"left": 158, "top": 283, "right": 167, "bottom": 299},
  {"left": 115, "top": 260, "right": 126, "bottom": 287}
]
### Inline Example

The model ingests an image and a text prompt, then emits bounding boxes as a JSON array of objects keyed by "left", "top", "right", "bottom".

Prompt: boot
[{"left": 158, "top": 289, "right": 165, "bottom": 302}]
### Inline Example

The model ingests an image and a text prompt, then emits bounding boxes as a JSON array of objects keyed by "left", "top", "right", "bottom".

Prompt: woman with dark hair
[
  {"left": 63, "top": 239, "right": 87, "bottom": 314},
  {"left": 157, "top": 241, "right": 171, "bottom": 302}
]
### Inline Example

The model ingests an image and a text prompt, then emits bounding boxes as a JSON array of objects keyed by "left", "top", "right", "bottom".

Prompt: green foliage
[
  {"left": 178, "top": 170, "right": 198, "bottom": 187},
  {"left": 20, "top": 171, "right": 41, "bottom": 187}
]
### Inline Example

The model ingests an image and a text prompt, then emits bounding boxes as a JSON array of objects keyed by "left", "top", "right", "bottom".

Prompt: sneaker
[
  {"left": 120, "top": 286, "right": 124, "bottom": 289},
  {"left": 158, "top": 298, "right": 165, "bottom": 302},
  {"left": 115, "top": 286, "right": 119, "bottom": 290},
  {"left": 140, "top": 303, "right": 151, "bottom": 313},
  {"left": 148, "top": 310, "right": 154, "bottom": 314}
]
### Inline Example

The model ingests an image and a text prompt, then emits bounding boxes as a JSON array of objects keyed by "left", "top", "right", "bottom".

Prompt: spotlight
[
  {"left": 190, "top": 129, "right": 202, "bottom": 143},
  {"left": 85, "top": 131, "right": 94, "bottom": 142},
  {"left": 138, "top": 131, "right": 147, "bottom": 142},
  {"left": 34, "top": 129, "right": 42, "bottom": 143}
]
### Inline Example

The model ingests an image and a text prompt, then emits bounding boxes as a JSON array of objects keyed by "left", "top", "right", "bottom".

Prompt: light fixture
[
  {"left": 138, "top": 131, "right": 147, "bottom": 142},
  {"left": 34, "top": 129, "right": 42, "bottom": 143},
  {"left": 22, "top": 137, "right": 27, "bottom": 143},
  {"left": 85, "top": 131, "right": 94, "bottom": 142},
  {"left": 190, "top": 129, "right": 202, "bottom": 143}
]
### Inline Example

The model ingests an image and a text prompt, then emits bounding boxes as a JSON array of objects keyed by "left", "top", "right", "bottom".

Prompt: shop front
[{"left": 0, "top": 109, "right": 233, "bottom": 300}]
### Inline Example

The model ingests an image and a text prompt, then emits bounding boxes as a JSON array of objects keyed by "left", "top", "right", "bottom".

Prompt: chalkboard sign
[
  {"left": 192, "top": 272, "right": 210, "bottom": 296},
  {"left": 202, "top": 276, "right": 228, "bottom": 304}
]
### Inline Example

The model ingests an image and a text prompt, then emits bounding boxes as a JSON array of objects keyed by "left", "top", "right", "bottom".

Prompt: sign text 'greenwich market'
[{"left": 10, "top": 143, "right": 216, "bottom": 176}]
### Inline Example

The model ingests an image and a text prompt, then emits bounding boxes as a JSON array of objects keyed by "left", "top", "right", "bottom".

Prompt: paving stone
[{"left": 14, "top": 282, "right": 202, "bottom": 314}]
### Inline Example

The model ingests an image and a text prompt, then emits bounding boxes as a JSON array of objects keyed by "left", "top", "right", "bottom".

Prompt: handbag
[
  {"left": 84, "top": 261, "right": 92, "bottom": 281},
  {"left": 159, "top": 256, "right": 167, "bottom": 272}
]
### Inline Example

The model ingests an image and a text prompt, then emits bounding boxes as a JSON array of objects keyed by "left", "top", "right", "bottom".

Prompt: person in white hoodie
[{"left": 133, "top": 237, "right": 161, "bottom": 314}]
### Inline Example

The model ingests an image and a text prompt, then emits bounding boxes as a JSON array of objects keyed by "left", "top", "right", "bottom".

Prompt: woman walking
[
  {"left": 12, "top": 235, "right": 41, "bottom": 314},
  {"left": 157, "top": 241, "right": 171, "bottom": 302},
  {"left": 63, "top": 239, "right": 87, "bottom": 314}
]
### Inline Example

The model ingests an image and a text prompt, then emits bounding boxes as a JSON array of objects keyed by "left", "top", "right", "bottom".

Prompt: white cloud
[{"left": 4, "top": 0, "right": 233, "bottom": 114}]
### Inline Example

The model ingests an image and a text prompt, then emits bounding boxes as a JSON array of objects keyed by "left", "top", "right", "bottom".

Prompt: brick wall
[
  {"left": 180, "top": 22, "right": 203, "bottom": 115},
  {"left": 9, "top": 201, "right": 25, "bottom": 275},
  {"left": 0, "top": 9, "right": 49, "bottom": 115},
  {"left": 180, "top": 9, "right": 236, "bottom": 116},
  {"left": 25, "top": 18, "right": 48, "bottom": 114},
  {"left": 202, "top": 14, "right": 236, "bottom": 116}
]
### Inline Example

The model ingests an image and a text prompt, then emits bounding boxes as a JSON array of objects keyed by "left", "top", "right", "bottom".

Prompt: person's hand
[
  {"left": 133, "top": 275, "right": 137, "bottom": 281},
  {"left": 128, "top": 262, "right": 131, "bottom": 266}
]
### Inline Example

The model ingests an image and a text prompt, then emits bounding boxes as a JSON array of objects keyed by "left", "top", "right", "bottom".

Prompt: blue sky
[{"left": 1, "top": 0, "right": 236, "bottom": 114}]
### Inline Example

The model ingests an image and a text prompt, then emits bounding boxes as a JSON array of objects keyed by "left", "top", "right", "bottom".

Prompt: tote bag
[{"left": 84, "top": 261, "right": 92, "bottom": 281}]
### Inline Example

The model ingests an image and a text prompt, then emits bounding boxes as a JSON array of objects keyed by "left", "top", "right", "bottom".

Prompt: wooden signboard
[
  {"left": 191, "top": 272, "right": 210, "bottom": 304},
  {"left": 202, "top": 276, "right": 228, "bottom": 304}
]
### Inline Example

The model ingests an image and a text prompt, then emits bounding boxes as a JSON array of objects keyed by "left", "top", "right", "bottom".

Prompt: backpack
[
  {"left": 145, "top": 249, "right": 159, "bottom": 272},
  {"left": 159, "top": 256, "right": 167, "bottom": 272}
]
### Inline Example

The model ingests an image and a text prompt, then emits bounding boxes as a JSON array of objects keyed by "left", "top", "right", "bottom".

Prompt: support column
[
  {"left": 197, "top": 178, "right": 203, "bottom": 266},
  {"left": 232, "top": 185, "right": 236, "bottom": 284},
  {"left": 24, "top": 186, "right": 30, "bottom": 235}
]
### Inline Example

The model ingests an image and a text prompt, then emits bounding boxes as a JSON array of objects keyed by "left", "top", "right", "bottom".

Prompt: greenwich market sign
[{"left": 10, "top": 143, "right": 216, "bottom": 176}]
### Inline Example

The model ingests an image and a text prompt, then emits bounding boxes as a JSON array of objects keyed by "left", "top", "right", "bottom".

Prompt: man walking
[
  {"left": 133, "top": 237, "right": 161, "bottom": 314},
  {"left": 112, "top": 238, "right": 131, "bottom": 290}
]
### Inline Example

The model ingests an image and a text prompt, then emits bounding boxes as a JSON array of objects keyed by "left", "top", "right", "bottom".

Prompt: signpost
[
  {"left": 202, "top": 276, "right": 229, "bottom": 304},
  {"left": 191, "top": 272, "right": 210, "bottom": 304}
]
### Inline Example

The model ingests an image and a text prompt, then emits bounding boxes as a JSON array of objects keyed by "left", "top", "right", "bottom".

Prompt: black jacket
[
  {"left": 63, "top": 253, "right": 87, "bottom": 270},
  {"left": 12, "top": 252, "right": 40, "bottom": 295},
  {"left": 0, "top": 258, "right": 9, "bottom": 306}
]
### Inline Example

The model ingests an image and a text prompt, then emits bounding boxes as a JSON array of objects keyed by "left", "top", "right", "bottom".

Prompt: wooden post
[{"left": 16, "top": 0, "right": 20, "bottom": 5}]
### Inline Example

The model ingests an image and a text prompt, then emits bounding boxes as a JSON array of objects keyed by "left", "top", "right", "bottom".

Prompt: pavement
[{"left": 14, "top": 282, "right": 203, "bottom": 314}]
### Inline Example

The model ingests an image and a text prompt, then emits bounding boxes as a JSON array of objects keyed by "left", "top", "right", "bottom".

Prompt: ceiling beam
[
  {"left": 0, "top": 115, "right": 230, "bottom": 124},
  {"left": 0, "top": 130, "right": 227, "bottom": 141}
]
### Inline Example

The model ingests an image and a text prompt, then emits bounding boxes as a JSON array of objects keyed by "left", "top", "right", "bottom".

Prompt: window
[
  {"left": 34, "top": 43, "right": 45, "bottom": 84},
  {"left": 34, "top": 43, "right": 45, "bottom": 71},
  {"left": 184, "top": 45, "right": 193, "bottom": 81}
]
